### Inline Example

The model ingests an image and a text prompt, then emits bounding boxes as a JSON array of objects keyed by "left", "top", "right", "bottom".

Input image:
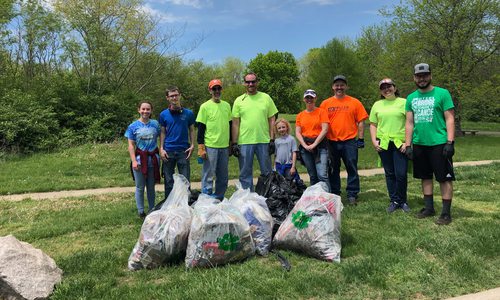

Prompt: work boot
[
  {"left": 435, "top": 213, "right": 452, "bottom": 225},
  {"left": 416, "top": 207, "right": 435, "bottom": 219}
]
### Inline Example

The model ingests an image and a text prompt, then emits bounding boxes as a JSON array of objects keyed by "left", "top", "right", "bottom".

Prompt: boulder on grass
[{"left": 0, "top": 235, "right": 63, "bottom": 300}]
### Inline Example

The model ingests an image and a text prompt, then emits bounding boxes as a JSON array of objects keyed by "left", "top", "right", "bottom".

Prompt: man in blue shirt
[{"left": 159, "top": 86, "right": 195, "bottom": 198}]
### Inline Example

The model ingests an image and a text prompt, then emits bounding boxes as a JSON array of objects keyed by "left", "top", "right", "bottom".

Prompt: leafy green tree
[
  {"left": 218, "top": 56, "right": 245, "bottom": 86},
  {"left": 54, "top": 0, "right": 178, "bottom": 94},
  {"left": 304, "top": 38, "right": 370, "bottom": 105},
  {"left": 382, "top": 0, "right": 500, "bottom": 132},
  {"left": 16, "top": 0, "right": 63, "bottom": 83},
  {"left": 247, "top": 51, "right": 301, "bottom": 113},
  {"left": 297, "top": 48, "right": 321, "bottom": 93}
]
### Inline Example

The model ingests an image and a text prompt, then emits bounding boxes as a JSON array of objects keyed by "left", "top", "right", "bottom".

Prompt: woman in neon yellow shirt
[{"left": 369, "top": 78, "right": 409, "bottom": 213}]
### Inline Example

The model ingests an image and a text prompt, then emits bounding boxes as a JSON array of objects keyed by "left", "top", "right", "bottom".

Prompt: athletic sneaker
[
  {"left": 387, "top": 202, "right": 399, "bottom": 213},
  {"left": 400, "top": 203, "right": 411, "bottom": 213},
  {"left": 416, "top": 207, "right": 436, "bottom": 219},
  {"left": 435, "top": 213, "right": 452, "bottom": 225},
  {"left": 347, "top": 197, "right": 358, "bottom": 206}
]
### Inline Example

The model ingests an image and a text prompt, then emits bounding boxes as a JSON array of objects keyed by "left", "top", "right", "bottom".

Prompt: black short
[{"left": 413, "top": 144, "right": 455, "bottom": 182}]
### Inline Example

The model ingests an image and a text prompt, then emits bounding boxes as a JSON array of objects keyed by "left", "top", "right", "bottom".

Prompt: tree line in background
[{"left": 0, "top": 0, "right": 498, "bottom": 154}]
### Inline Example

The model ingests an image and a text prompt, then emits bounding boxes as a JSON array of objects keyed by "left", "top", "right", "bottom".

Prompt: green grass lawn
[
  {"left": 1, "top": 122, "right": 499, "bottom": 195},
  {"left": 0, "top": 163, "right": 498, "bottom": 299}
]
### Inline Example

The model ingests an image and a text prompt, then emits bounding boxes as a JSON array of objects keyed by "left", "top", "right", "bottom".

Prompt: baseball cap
[
  {"left": 303, "top": 89, "right": 317, "bottom": 98},
  {"left": 379, "top": 78, "right": 395, "bottom": 87},
  {"left": 208, "top": 79, "right": 223, "bottom": 89},
  {"left": 333, "top": 75, "right": 347, "bottom": 84},
  {"left": 414, "top": 63, "right": 431, "bottom": 74}
]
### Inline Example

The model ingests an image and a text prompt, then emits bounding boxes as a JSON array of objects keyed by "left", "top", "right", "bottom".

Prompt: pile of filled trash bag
[
  {"left": 128, "top": 175, "right": 273, "bottom": 270},
  {"left": 128, "top": 175, "right": 343, "bottom": 271}
]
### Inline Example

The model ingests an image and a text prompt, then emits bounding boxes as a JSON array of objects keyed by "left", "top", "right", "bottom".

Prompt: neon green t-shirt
[
  {"left": 232, "top": 91, "right": 278, "bottom": 145},
  {"left": 406, "top": 86, "right": 454, "bottom": 146},
  {"left": 369, "top": 97, "right": 406, "bottom": 149},
  {"left": 196, "top": 99, "right": 232, "bottom": 148}
]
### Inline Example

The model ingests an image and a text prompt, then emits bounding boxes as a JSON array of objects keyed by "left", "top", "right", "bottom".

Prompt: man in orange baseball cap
[{"left": 195, "top": 79, "right": 232, "bottom": 199}]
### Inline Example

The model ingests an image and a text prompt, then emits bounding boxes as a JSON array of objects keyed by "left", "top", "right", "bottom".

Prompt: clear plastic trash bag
[
  {"left": 128, "top": 174, "right": 193, "bottom": 270},
  {"left": 185, "top": 194, "right": 255, "bottom": 268},
  {"left": 229, "top": 183, "right": 273, "bottom": 255},
  {"left": 272, "top": 182, "right": 343, "bottom": 262}
]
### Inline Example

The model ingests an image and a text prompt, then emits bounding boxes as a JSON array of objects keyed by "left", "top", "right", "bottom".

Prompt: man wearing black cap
[
  {"left": 320, "top": 75, "right": 368, "bottom": 205},
  {"left": 405, "top": 63, "right": 455, "bottom": 225}
]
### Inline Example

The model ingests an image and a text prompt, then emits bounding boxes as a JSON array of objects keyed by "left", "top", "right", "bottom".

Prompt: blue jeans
[
  {"left": 378, "top": 142, "right": 408, "bottom": 204},
  {"left": 300, "top": 147, "right": 330, "bottom": 191},
  {"left": 163, "top": 150, "right": 190, "bottom": 199},
  {"left": 239, "top": 143, "right": 272, "bottom": 191},
  {"left": 201, "top": 147, "right": 229, "bottom": 200},
  {"left": 328, "top": 139, "right": 360, "bottom": 198},
  {"left": 132, "top": 158, "right": 156, "bottom": 213},
  {"left": 275, "top": 162, "right": 301, "bottom": 182}
]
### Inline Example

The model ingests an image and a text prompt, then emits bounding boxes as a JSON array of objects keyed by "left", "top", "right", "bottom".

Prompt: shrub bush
[{"left": 0, "top": 90, "right": 59, "bottom": 153}]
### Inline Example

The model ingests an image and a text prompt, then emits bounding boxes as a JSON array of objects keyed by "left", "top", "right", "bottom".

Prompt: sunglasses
[
  {"left": 211, "top": 87, "right": 222, "bottom": 91},
  {"left": 304, "top": 96, "right": 315, "bottom": 100},
  {"left": 380, "top": 84, "right": 393, "bottom": 90},
  {"left": 245, "top": 80, "right": 257, "bottom": 84}
]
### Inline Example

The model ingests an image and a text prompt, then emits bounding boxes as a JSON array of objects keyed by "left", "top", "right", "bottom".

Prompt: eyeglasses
[
  {"left": 168, "top": 94, "right": 180, "bottom": 98},
  {"left": 211, "top": 87, "right": 222, "bottom": 91},
  {"left": 245, "top": 80, "right": 256, "bottom": 84}
]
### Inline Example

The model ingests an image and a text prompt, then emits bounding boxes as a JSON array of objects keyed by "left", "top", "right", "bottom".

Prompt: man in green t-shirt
[
  {"left": 196, "top": 79, "right": 232, "bottom": 200},
  {"left": 405, "top": 63, "right": 455, "bottom": 225},
  {"left": 231, "top": 72, "right": 278, "bottom": 191}
]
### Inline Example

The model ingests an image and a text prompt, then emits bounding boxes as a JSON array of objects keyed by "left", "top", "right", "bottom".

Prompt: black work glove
[
  {"left": 442, "top": 141, "right": 454, "bottom": 158},
  {"left": 269, "top": 139, "right": 276, "bottom": 155},
  {"left": 231, "top": 143, "right": 240, "bottom": 158},
  {"left": 357, "top": 138, "right": 365, "bottom": 149},
  {"left": 405, "top": 146, "right": 413, "bottom": 160}
]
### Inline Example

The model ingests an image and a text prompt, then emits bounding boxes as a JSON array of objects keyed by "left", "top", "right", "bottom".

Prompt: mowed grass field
[
  {"left": 1, "top": 120, "right": 500, "bottom": 195},
  {"left": 0, "top": 163, "right": 498, "bottom": 299}
]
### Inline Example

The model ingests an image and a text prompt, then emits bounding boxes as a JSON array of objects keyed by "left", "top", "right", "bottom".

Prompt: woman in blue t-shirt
[{"left": 125, "top": 101, "right": 161, "bottom": 219}]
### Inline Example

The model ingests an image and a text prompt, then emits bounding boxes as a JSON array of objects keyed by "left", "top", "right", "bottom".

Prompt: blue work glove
[
  {"left": 357, "top": 138, "right": 365, "bottom": 149},
  {"left": 442, "top": 141, "right": 454, "bottom": 158}
]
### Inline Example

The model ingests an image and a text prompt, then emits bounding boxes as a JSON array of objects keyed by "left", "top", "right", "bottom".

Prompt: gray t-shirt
[{"left": 275, "top": 134, "right": 297, "bottom": 164}]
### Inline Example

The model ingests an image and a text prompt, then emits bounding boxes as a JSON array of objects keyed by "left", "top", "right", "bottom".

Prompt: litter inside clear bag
[
  {"left": 229, "top": 183, "right": 273, "bottom": 256},
  {"left": 273, "top": 182, "right": 343, "bottom": 262},
  {"left": 128, "top": 174, "right": 192, "bottom": 270},
  {"left": 185, "top": 194, "right": 255, "bottom": 268}
]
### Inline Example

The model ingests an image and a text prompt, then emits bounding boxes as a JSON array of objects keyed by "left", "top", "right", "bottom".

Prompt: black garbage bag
[{"left": 255, "top": 171, "right": 305, "bottom": 236}]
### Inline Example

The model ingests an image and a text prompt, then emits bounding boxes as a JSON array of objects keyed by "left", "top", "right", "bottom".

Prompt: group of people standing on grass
[{"left": 125, "top": 63, "right": 456, "bottom": 225}]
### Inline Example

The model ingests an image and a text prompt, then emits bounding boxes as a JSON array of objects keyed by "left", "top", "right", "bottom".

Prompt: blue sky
[{"left": 142, "top": 0, "right": 399, "bottom": 64}]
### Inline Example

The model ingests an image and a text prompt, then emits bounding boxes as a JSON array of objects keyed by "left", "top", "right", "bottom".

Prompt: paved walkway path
[
  {"left": 446, "top": 287, "right": 500, "bottom": 300},
  {"left": 1, "top": 160, "right": 497, "bottom": 202}
]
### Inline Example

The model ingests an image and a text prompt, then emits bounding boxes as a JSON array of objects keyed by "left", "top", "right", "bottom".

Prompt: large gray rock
[{"left": 0, "top": 235, "right": 63, "bottom": 300}]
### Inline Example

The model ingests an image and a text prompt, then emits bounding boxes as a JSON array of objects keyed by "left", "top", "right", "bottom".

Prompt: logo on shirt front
[{"left": 412, "top": 96, "right": 435, "bottom": 123}]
